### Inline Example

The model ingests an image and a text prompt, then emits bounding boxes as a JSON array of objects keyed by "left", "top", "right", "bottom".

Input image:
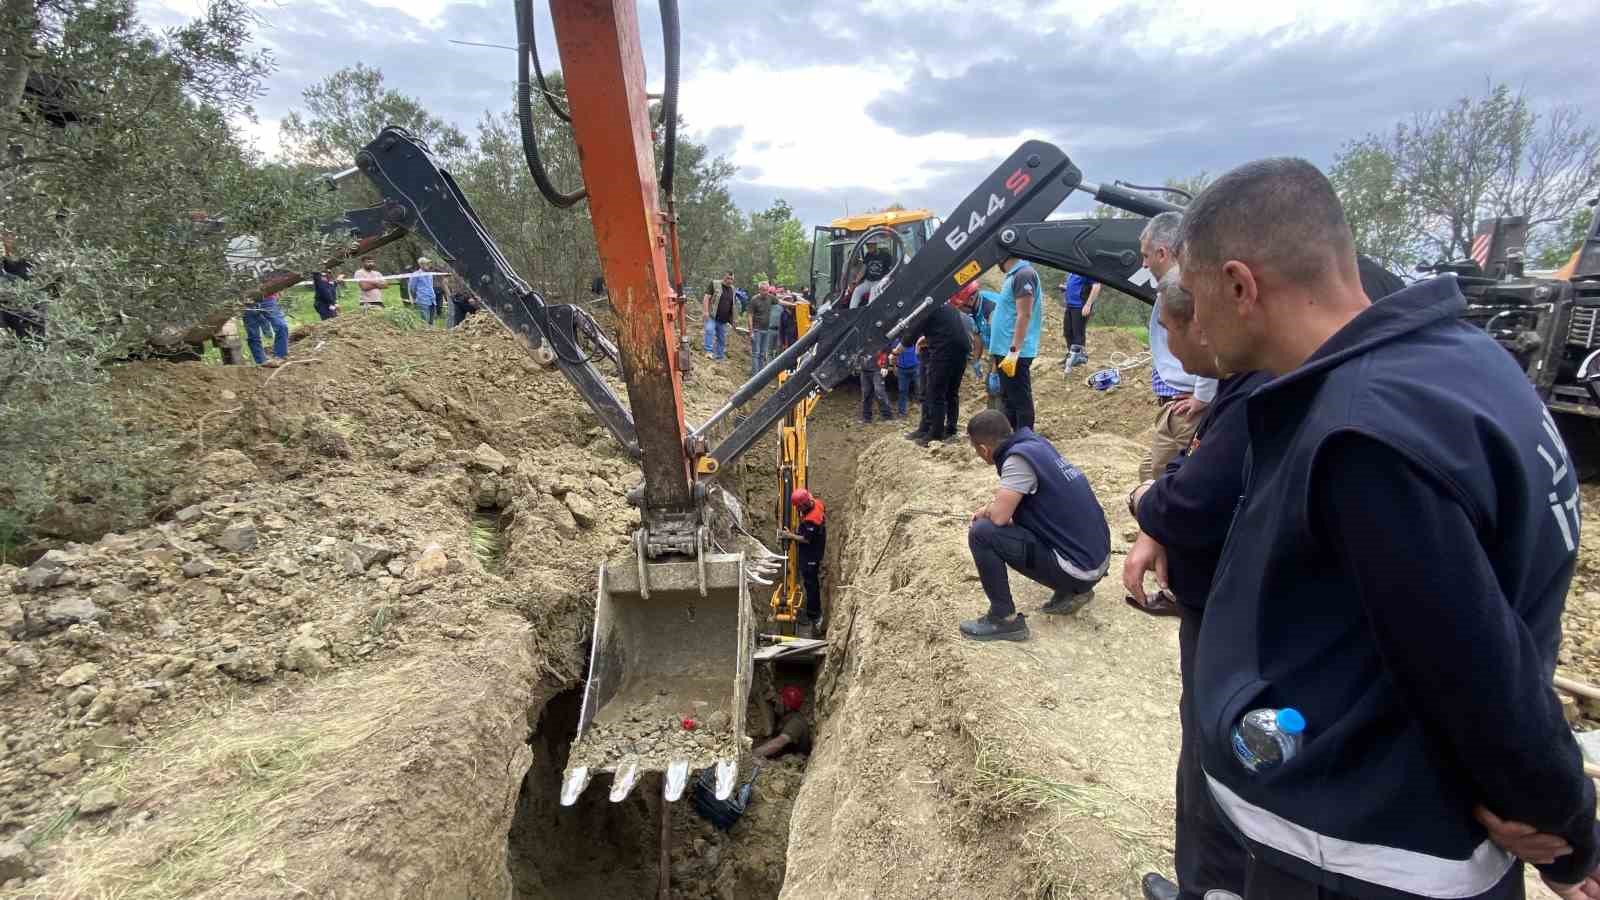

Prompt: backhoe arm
[
  {"left": 352, "top": 126, "right": 642, "bottom": 459},
  {"left": 695, "top": 140, "right": 1177, "bottom": 472}
]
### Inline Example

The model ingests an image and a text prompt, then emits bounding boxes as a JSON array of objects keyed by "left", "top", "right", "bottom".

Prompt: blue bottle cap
[{"left": 1276, "top": 708, "right": 1306, "bottom": 735}]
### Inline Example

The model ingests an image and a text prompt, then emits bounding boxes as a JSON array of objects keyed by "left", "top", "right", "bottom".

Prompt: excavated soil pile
[{"left": 0, "top": 310, "right": 777, "bottom": 897}]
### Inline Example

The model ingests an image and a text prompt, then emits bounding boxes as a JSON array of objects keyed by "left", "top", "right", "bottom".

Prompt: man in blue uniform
[
  {"left": 1182, "top": 157, "right": 1598, "bottom": 900},
  {"left": 960, "top": 410, "right": 1110, "bottom": 643}
]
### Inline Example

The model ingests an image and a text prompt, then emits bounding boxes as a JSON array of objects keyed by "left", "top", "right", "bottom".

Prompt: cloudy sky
[{"left": 141, "top": 0, "right": 1600, "bottom": 229}]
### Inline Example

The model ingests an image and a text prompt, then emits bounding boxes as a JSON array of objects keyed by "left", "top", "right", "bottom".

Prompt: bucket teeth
[
  {"left": 610, "top": 761, "right": 640, "bottom": 802},
  {"left": 560, "top": 766, "right": 591, "bottom": 807},
  {"left": 664, "top": 760, "right": 690, "bottom": 801},
  {"left": 714, "top": 759, "right": 738, "bottom": 800}
]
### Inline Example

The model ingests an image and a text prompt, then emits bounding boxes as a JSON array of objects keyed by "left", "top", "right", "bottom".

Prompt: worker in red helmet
[
  {"left": 778, "top": 488, "right": 827, "bottom": 633},
  {"left": 755, "top": 685, "right": 811, "bottom": 758}
]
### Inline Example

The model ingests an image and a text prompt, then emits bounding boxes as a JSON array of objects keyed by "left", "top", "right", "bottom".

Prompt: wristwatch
[{"left": 1127, "top": 479, "right": 1155, "bottom": 519}]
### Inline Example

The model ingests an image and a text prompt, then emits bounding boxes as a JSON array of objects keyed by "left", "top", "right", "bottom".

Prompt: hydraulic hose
[
  {"left": 515, "top": 0, "right": 585, "bottom": 208},
  {"left": 658, "top": 0, "right": 680, "bottom": 196}
]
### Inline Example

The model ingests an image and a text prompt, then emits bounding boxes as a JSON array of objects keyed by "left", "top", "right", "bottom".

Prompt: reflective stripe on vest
[{"left": 1205, "top": 773, "right": 1514, "bottom": 899}]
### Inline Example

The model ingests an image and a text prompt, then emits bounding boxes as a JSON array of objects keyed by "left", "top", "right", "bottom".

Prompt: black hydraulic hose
[
  {"left": 658, "top": 0, "right": 680, "bottom": 195},
  {"left": 526, "top": 1, "right": 571, "bottom": 122},
  {"left": 515, "top": 0, "right": 585, "bottom": 208}
]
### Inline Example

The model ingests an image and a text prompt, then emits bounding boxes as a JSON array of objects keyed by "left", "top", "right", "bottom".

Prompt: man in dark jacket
[
  {"left": 960, "top": 410, "right": 1111, "bottom": 643},
  {"left": 1126, "top": 258, "right": 1413, "bottom": 900},
  {"left": 311, "top": 271, "right": 340, "bottom": 320},
  {"left": 1123, "top": 266, "right": 1264, "bottom": 900},
  {"left": 899, "top": 283, "right": 974, "bottom": 445},
  {"left": 1181, "top": 157, "right": 1598, "bottom": 899}
]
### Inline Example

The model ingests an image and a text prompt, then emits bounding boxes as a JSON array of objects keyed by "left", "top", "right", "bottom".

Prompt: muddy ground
[{"left": 0, "top": 304, "right": 1596, "bottom": 900}]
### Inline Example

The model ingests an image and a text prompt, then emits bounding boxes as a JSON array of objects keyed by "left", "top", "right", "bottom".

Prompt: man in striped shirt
[{"left": 1140, "top": 212, "right": 1217, "bottom": 480}]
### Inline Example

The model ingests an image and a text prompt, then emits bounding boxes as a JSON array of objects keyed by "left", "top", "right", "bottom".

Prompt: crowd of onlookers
[{"left": 238, "top": 255, "right": 482, "bottom": 367}]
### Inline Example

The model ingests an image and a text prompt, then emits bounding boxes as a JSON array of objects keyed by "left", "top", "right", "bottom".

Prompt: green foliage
[
  {"left": 0, "top": 0, "right": 335, "bottom": 549},
  {"left": 1534, "top": 205, "right": 1594, "bottom": 269},
  {"left": 1333, "top": 82, "right": 1600, "bottom": 266},
  {"left": 280, "top": 63, "right": 468, "bottom": 168}
]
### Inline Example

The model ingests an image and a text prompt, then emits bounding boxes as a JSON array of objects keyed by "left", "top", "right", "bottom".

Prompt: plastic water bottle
[{"left": 1231, "top": 707, "right": 1305, "bottom": 774}]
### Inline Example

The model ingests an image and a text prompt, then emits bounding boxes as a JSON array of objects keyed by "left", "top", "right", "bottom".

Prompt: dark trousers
[
  {"left": 451, "top": 298, "right": 476, "bottom": 326},
  {"left": 992, "top": 354, "right": 1035, "bottom": 430},
  {"left": 1242, "top": 861, "right": 1361, "bottom": 900},
  {"left": 860, "top": 367, "right": 892, "bottom": 421},
  {"left": 967, "top": 519, "right": 1097, "bottom": 618},
  {"left": 1178, "top": 607, "right": 1249, "bottom": 900},
  {"left": 1064, "top": 305, "right": 1087, "bottom": 350},
  {"left": 918, "top": 354, "right": 966, "bottom": 438},
  {"left": 800, "top": 559, "right": 822, "bottom": 621},
  {"left": 314, "top": 300, "right": 339, "bottom": 320}
]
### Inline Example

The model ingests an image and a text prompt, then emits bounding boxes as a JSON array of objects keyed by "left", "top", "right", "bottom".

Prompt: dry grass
[{"left": 24, "top": 650, "right": 493, "bottom": 900}]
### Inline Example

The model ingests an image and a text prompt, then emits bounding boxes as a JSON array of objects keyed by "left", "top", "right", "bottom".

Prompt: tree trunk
[{"left": 0, "top": 0, "right": 39, "bottom": 131}]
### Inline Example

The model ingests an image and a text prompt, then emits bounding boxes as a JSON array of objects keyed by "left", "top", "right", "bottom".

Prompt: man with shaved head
[{"left": 1182, "top": 157, "right": 1598, "bottom": 899}]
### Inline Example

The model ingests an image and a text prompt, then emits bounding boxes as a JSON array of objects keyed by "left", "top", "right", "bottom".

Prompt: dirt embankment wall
[{"left": 782, "top": 430, "right": 1183, "bottom": 900}]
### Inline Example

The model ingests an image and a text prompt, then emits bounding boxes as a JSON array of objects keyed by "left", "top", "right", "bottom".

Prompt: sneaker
[
  {"left": 1140, "top": 873, "right": 1179, "bottom": 900},
  {"left": 260, "top": 358, "right": 286, "bottom": 368},
  {"left": 1041, "top": 589, "right": 1094, "bottom": 615},
  {"left": 904, "top": 429, "right": 929, "bottom": 441},
  {"left": 959, "top": 612, "right": 1029, "bottom": 642}
]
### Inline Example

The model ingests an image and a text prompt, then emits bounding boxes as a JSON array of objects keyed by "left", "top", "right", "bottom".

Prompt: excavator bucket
[{"left": 561, "top": 553, "right": 752, "bottom": 805}]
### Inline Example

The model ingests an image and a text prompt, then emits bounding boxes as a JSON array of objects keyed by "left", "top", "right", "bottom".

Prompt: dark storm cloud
[{"left": 139, "top": 0, "right": 1600, "bottom": 231}]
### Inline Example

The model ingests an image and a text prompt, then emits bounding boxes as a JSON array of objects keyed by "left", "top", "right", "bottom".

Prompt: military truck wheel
[{"left": 1556, "top": 413, "right": 1600, "bottom": 483}]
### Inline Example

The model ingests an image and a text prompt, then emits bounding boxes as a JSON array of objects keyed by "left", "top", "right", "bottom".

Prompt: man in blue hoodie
[
  {"left": 1181, "top": 157, "right": 1598, "bottom": 900},
  {"left": 960, "top": 410, "right": 1111, "bottom": 643}
]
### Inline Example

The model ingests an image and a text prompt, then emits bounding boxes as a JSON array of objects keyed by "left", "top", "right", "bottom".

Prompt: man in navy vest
[
  {"left": 1182, "top": 157, "right": 1598, "bottom": 899},
  {"left": 960, "top": 410, "right": 1111, "bottom": 642}
]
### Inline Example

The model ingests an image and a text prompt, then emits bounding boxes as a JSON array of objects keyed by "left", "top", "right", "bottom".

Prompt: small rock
[
  {"left": 79, "top": 726, "right": 132, "bottom": 762},
  {"left": 0, "top": 840, "right": 32, "bottom": 882},
  {"left": 385, "top": 557, "right": 408, "bottom": 577},
  {"left": 0, "top": 663, "right": 16, "bottom": 693},
  {"left": 0, "top": 600, "right": 23, "bottom": 638},
  {"left": 20, "top": 549, "right": 77, "bottom": 591},
  {"left": 44, "top": 596, "right": 105, "bottom": 629},
  {"left": 213, "top": 520, "right": 259, "bottom": 553},
  {"left": 217, "top": 649, "right": 276, "bottom": 683},
  {"left": 113, "top": 690, "right": 148, "bottom": 723},
  {"left": 91, "top": 583, "right": 134, "bottom": 607},
  {"left": 78, "top": 786, "right": 120, "bottom": 815},
  {"left": 272, "top": 557, "right": 301, "bottom": 578},
  {"left": 219, "top": 389, "right": 238, "bottom": 402},
  {"left": 181, "top": 557, "right": 216, "bottom": 578},
  {"left": 1121, "top": 528, "right": 1140, "bottom": 544},
  {"left": 39, "top": 751, "right": 82, "bottom": 777},
  {"left": 175, "top": 505, "right": 205, "bottom": 523},
  {"left": 349, "top": 542, "right": 396, "bottom": 571},
  {"left": 56, "top": 662, "right": 100, "bottom": 688},
  {"left": 67, "top": 684, "right": 98, "bottom": 707},
  {"left": 471, "top": 443, "right": 509, "bottom": 474},
  {"left": 395, "top": 448, "right": 433, "bottom": 473},
  {"left": 1562, "top": 693, "right": 1581, "bottom": 726},
  {"left": 283, "top": 635, "right": 332, "bottom": 675},
  {"left": 5, "top": 645, "right": 39, "bottom": 668},
  {"left": 565, "top": 493, "right": 597, "bottom": 529},
  {"left": 159, "top": 656, "right": 195, "bottom": 679},
  {"left": 85, "top": 689, "right": 118, "bottom": 723},
  {"left": 340, "top": 548, "right": 366, "bottom": 576},
  {"left": 414, "top": 543, "right": 448, "bottom": 578}
]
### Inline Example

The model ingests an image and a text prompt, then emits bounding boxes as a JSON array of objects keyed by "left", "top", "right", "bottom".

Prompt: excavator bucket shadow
[{"left": 561, "top": 553, "right": 751, "bottom": 805}]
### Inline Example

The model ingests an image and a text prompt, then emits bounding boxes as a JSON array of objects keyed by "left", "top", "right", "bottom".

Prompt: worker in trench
[
  {"left": 778, "top": 489, "right": 827, "bottom": 635},
  {"left": 959, "top": 409, "right": 1111, "bottom": 643},
  {"left": 1162, "top": 157, "right": 1599, "bottom": 900},
  {"left": 754, "top": 685, "right": 812, "bottom": 759}
]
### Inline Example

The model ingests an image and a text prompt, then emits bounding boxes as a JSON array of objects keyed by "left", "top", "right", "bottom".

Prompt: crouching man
[{"left": 961, "top": 410, "right": 1111, "bottom": 643}]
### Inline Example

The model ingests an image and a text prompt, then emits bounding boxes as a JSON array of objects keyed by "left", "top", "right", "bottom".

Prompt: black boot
[
  {"left": 1041, "top": 589, "right": 1094, "bottom": 616},
  {"left": 958, "top": 612, "right": 1029, "bottom": 642},
  {"left": 1141, "top": 873, "right": 1179, "bottom": 900}
]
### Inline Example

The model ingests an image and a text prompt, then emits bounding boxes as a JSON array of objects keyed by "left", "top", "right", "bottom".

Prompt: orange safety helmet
[{"left": 790, "top": 488, "right": 813, "bottom": 508}]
